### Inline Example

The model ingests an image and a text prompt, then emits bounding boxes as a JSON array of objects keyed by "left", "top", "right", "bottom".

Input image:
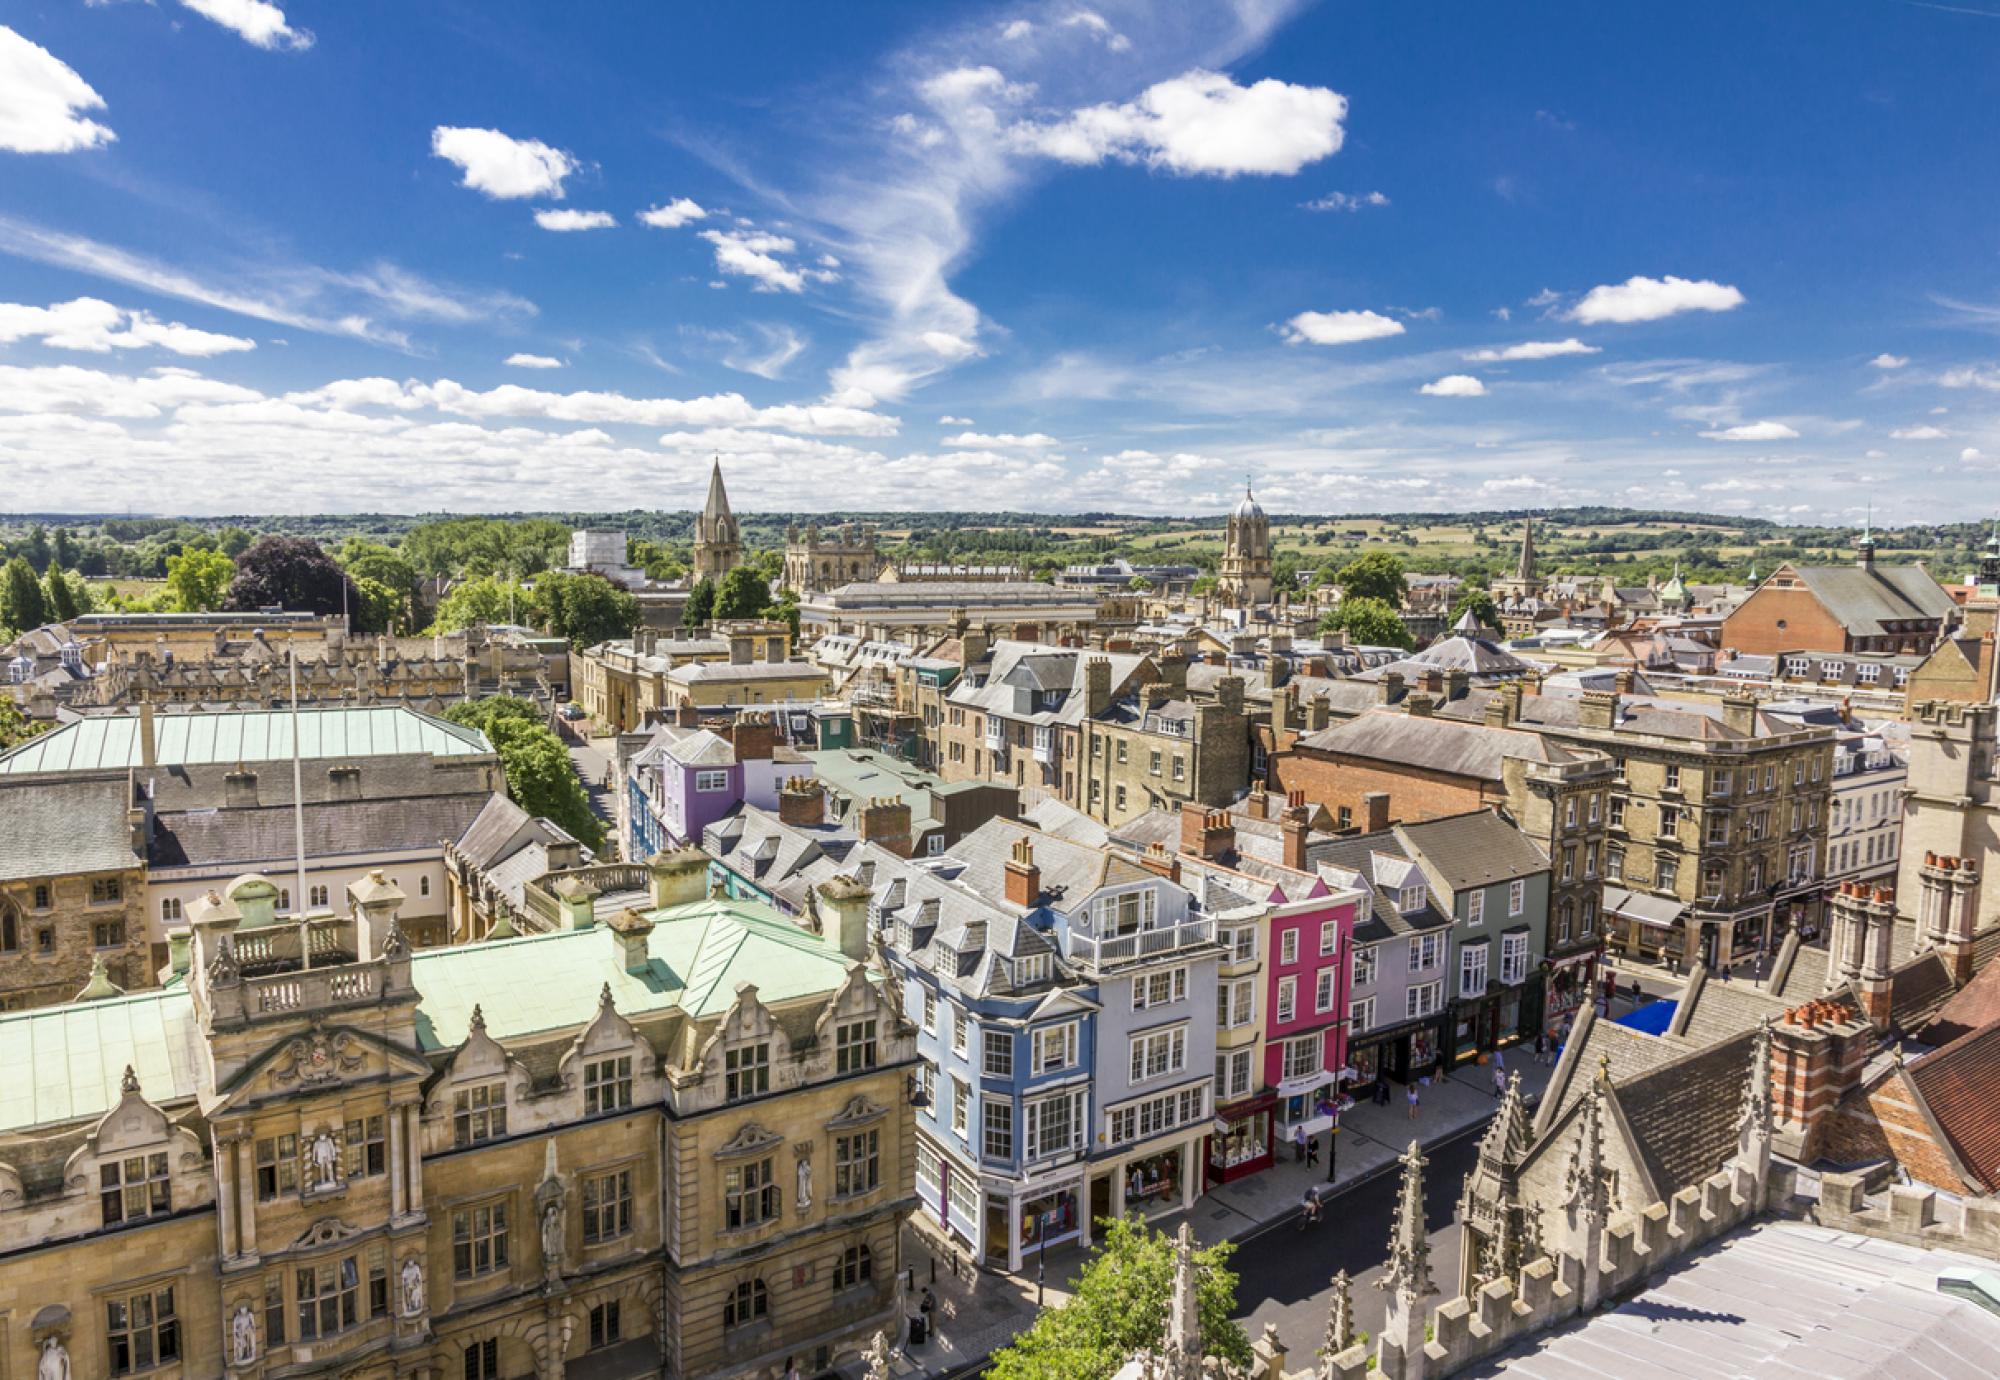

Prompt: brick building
[{"left": 1720, "top": 543, "right": 1956, "bottom": 658}]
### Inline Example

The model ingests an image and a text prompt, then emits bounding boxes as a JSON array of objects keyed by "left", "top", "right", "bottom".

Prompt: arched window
[
  {"left": 835, "top": 1242, "right": 873, "bottom": 1291},
  {"left": 309, "top": 884, "right": 330, "bottom": 909},
  {"left": 0, "top": 900, "right": 18, "bottom": 953},
  {"left": 723, "top": 1278, "right": 768, "bottom": 1330}
]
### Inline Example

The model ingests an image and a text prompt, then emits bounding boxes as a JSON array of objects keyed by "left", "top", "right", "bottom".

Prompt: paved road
[
  {"left": 566, "top": 735, "right": 616, "bottom": 842},
  {"left": 1230, "top": 1119, "right": 1485, "bottom": 1358}
]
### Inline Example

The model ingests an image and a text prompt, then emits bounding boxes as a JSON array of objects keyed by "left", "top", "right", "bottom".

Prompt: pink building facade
[{"left": 1260, "top": 881, "right": 1364, "bottom": 1143}]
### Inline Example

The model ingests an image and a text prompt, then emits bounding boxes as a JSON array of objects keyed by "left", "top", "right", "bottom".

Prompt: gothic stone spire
[
  {"left": 1380, "top": 1139, "right": 1437, "bottom": 1302},
  {"left": 1563, "top": 1071, "right": 1611, "bottom": 1232},
  {"left": 1321, "top": 1269, "right": 1356, "bottom": 1367},
  {"left": 1163, "top": 1220, "right": 1202, "bottom": 1372},
  {"left": 1517, "top": 517, "right": 1537, "bottom": 584}
]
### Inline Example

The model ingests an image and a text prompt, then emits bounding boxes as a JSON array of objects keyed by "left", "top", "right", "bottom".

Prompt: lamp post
[{"left": 1325, "top": 1109, "right": 1340, "bottom": 1183}]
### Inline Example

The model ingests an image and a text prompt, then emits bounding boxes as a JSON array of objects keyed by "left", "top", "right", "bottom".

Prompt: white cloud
[
  {"left": 920, "top": 331, "right": 980, "bottom": 360},
  {"left": 943, "top": 430, "right": 1059, "bottom": 449},
  {"left": 1017, "top": 70, "right": 1347, "bottom": 177},
  {"left": 1962, "top": 448, "right": 1984, "bottom": 462},
  {"left": 1525, "top": 288, "right": 1562, "bottom": 309},
  {"left": 0, "top": 297, "right": 254, "bottom": 356},
  {"left": 1281, "top": 309, "right": 1404, "bottom": 347},
  {"left": 178, "top": 0, "right": 313, "bottom": 51},
  {"left": 1001, "top": 19, "right": 1035, "bottom": 40},
  {"left": 0, "top": 26, "right": 115, "bottom": 154},
  {"left": 431, "top": 126, "right": 576, "bottom": 200},
  {"left": 1420, "top": 374, "right": 1487, "bottom": 397},
  {"left": 1941, "top": 365, "right": 2000, "bottom": 393},
  {"left": 699, "top": 229, "right": 805, "bottom": 292},
  {"left": 504, "top": 353, "right": 564, "bottom": 369},
  {"left": 1462, "top": 338, "right": 1599, "bottom": 362},
  {"left": 1701, "top": 420, "right": 1799, "bottom": 441},
  {"left": 1061, "top": 10, "right": 1132, "bottom": 51},
  {"left": 0, "top": 362, "right": 260, "bottom": 417},
  {"left": 638, "top": 198, "right": 707, "bottom": 229},
  {"left": 1891, "top": 425, "right": 1947, "bottom": 440},
  {"left": 1492, "top": 307, "right": 1512, "bottom": 321},
  {"left": 1570, "top": 274, "right": 1744, "bottom": 325},
  {"left": 533, "top": 208, "right": 616, "bottom": 232},
  {"left": 718, "top": 324, "right": 807, "bottom": 380},
  {"left": 1870, "top": 353, "right": 1909, "bottom": 370},
  {"left": 938, "top": 415, "right": 973, "bottom": 425},
  {"left": 1300, "top": 190, "right": 1388, "bottom": 212}
]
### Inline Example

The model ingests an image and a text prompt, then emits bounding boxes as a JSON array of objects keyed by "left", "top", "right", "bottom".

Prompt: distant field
[{"left": 88, "top": 578, "right": 165, "bottom": 601}]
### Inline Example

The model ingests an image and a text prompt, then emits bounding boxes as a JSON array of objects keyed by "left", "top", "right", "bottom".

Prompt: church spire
[
  {"left": 703, "top": 456, "right": 734, "bottom": 526},
  {"left": 1378, "top": 1139, "right": 1437, "bottom": 1373},
  {"left": 691, "top": 456, "right": 744, "bottom": 583},
  {"left": 1516, "top": 518, "right": 1537, "bottom": 584}
]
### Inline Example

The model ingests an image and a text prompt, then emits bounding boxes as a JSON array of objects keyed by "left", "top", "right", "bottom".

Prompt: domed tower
[
  {"left": 691, "top": 457, "right": 743, "bottom": 582},
  {"left": 1216, "top": 483, "right": 1274, "bottom": 608}
]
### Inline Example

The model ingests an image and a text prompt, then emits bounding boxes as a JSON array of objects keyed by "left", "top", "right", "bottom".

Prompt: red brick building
[{"left": 1721, "top": 549, "right": 1957, "bottom": 658}]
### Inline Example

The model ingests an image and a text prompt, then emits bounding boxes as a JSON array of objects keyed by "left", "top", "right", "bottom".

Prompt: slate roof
[
  {"left": 948, "top": 818, "right": 1153, "bottom": 913},
  {"left": 665, "top": 660, "right": 831, "bottom": 684},
  {"left": 949, "top": 642, "right": 1150, "bottom": 729},
  {"left": 0, "top": 776, "right": 140, "bottom": 881},
  {"left": 1786, "top": 562, "right": 1957, "bottom": 636},
  {"left": 1616, "top": 1028, "right": 1758, "bottom": 1196},
  {"left": 1392, "top": 811, "right": 1550, "bottom": 894},
  {"left": 1907, "top": 1020, "right": 2000, "bottom": 1193},
  {"left": 149, "top": 792, "right": 496, "bottom": 869},
  {"left": 704, "top": 805, "right": 857, "bottom": 914},
  {"left": 454, "top": 793, "right": 540, "bottom": 870},
  {"left": 1890, "top": 951, "right": 1959, "bottom": 1033},
  {"left": 1295, "top": 710, "right": 1579, "bottom": 782},
  {"left": 1300, "top": 830, "right": 1453, "bottom": 943}
]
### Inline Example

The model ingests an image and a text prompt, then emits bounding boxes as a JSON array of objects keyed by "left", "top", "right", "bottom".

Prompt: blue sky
[{"left": 2, "top": 0, "right": 1998, "bottom": 521}]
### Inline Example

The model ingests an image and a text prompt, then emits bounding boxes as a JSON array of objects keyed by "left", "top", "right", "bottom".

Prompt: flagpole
[{"left": 290, "top": 648, "right": 310, "bottom": 972}]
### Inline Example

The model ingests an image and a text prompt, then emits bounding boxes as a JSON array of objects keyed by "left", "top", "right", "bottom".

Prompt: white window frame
[
  {"left": 1128, "top": 1026, "right": 1188, "bottom": 1085},
  {"left": 1030, "top": 1021, "right": 1078, "bottom": 1074},
  {"left": 1276, "top": 975, "right": 1297, "bottom": 1023},
  {"left": 1466, "top": 890, "right": 1484, "bottom": 926},
  {"left": 1350, "top": 996, "right": 1376, "bottom": 1034},
  {"left": 694, "top": 769, "right": 730, "bottom": 793},
  {"left": 1459, "top": 941, "right": 1489, "bottom": 1000}
]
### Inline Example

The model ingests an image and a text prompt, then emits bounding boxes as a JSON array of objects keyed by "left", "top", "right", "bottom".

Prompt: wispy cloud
[
  {"left": 1463, "top": 338, "right": 1598, "bottom": 362},
  {"left": 1301, "top": 190, "right": 1387, "bottom": 212}
]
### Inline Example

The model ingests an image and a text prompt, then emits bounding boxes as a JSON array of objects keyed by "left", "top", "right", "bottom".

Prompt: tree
[
  {"left": 42, "top": 566, "right": 87, "bottom": 622},
  {"left": 1, "top": 556, "right": 46, "bottom": 633},
  {"left": 531, "top": 571, "right": 639, "bottom": 649},
  {"left": 217, "top": 526, "right": 255, "bottom": 558},
  {"left": 338, "top": 539, "right": 425, "bottom": 632},
  {"left": 22, "top": 525, "right": 50, "bottom": 574},
  {"left": 714, "top": 566, "right": 773, "bottom": 622},
  {"left": 986, "top": 1218, "right": 1251, "bottom": 1380},
  {"left": 429, "top": 576, "right": 531, "bottom": 633},
  {"left": 165, "top": 548, "right": 236, "bottom": 613},
  {"left": 224, "top": 536, "right": 357, "bottom": 618},
  {"left": 1319, "top": 596, "right": 1414, "bottom": 649},
  {"left": 351, "top": 576, "right": 405, "bottom": 636},
  {"left": 768, "top": 588, "right": 801, "bottom": 639},
  {"left": 1448, "top": 588, "right": 1501, "bottom": 635},
  {"left": 1127, "top": 576, "right": 1154, "bottom": 592},
  {"left": 1335, "top": 551, "right": 1408, "bottom": 606},
  {"left": 0, "top": 699, "right": 52, "bottom": 752},
  {"left": 444, "top": 698, "right": 603, "bottom": 849},
  {"left": 682, "top": 577, "right": 716, "bottom": 629}
]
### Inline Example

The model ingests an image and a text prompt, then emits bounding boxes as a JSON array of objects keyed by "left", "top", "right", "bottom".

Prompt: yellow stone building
[{"left": 0, "top": 852, "right": 916, "bottom": 1380}]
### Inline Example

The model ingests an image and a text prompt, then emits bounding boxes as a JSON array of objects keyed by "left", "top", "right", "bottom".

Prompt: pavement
[
  {"left": 566, "top": 733, "right": 617, "bottom": 844},
  {"left": 878, "top": 1055, "right": 1557, "bottom": 1377}
]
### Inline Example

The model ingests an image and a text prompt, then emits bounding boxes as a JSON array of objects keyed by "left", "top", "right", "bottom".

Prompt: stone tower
[
  {"left": 691, "top": 457, "right": 743, "bottom": 583},
  {"left": 1216, "top": 483, "right": 1273, "bottom": 609},
  {"left": 1492, "top": 519, "right": 1538, "bottom": 601}
]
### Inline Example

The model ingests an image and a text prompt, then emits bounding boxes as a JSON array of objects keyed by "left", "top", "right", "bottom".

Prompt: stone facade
[
  {"left": 1216, "top": 488, "right": 1273, "bottom": 610},
  {"left": 1900, "top": 700, "right": 2000, "bottom": 933},
  {"left": 0, "top": 858, "right": 918, "bottom": 1380},
  {"left": 783, "top": 523, "right": 880, "bottom": 597},
  {"left": 1081, "top": 675, "right": 1251, "bottom": 827},
  {"left": 0, "top": 844, "right": 148, "bottom": 1011}
]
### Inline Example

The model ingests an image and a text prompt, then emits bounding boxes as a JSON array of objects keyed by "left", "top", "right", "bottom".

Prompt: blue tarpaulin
[{"left": 1614, "top": 999, "right": 1678, "bottom": 1035}]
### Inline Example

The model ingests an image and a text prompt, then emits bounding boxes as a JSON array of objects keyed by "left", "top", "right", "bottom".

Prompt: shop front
[
  {"left": 1204, "top": 1091, "right": 1276, "bottom": 1188},
  {"left": 1274, "top": 1068, "right": 1337, "bottom": 1141},
  {"left": 979, "top": 1164, "right": 1087, "bottom": 1273},
  {"left": 1603, "top": 887, "right": 1684, "bottom": 964},
  {"left": 1542, "top": 949, "right": 1600, "bottom": 1035},
  {"left": 1449, "top": 977, "right": 1543, "bottom": 1066},
  {"left": 1091, "top": 1127, "right": 1204, "bottom": 1230},
  {"left": 1348, "top": 1018, "right": 1447, "bottom": 1089}
]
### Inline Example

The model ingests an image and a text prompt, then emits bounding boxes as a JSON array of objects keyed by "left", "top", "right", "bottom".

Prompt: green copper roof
[
  {"left": 0, "top": 989, "right": 202, "bottom": 1134},
  {"left": 0, "top": 705, "right": 491, "bottom": 775},
  {"left": 410, "top": 896, "right": 861, "bottom": 1051}
]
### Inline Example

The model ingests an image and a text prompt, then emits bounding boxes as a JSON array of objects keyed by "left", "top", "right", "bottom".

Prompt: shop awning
[{"left": 1603, "top": 886, "right": 1687, "bottom": 930}]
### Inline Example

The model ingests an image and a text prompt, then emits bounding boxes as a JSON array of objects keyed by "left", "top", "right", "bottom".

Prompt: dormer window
[
  {"left": 101, "top": 1152, "right": 171, "bottom": 1227},
  {"left": 725, "top": 1043, "right": 771, "bottom": 1102},
  {"left": 1017, "top": 953, "right": 1051, "bottom": 984},
  {"left": 1398, "top": 885, "right": 1426, "bottom": 914}
]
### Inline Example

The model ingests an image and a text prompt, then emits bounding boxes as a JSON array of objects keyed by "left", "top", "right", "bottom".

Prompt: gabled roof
[
  {"left": 1924, "top": 952, "right": 2000, "bottom": 1047},
  {"left": 1781, "top": 562, "right": 1957, "bottom": 635},
  {"left": 1393, "top": 811, "right": 1549, "bottom": 893},
  {"left": 1297, "top": 709, "right": 1578, "bottom": 783},
  {"left": 1907, "top": 1020, "right": 2000, "bottom": 1193},
  {"left": 949, "top": 818, "right": 1155, "bottom": 913}
]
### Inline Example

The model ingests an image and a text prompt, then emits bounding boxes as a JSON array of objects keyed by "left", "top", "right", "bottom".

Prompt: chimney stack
[
  {"left": 1178, "top": 804, "right": 1235, "bottom": 862},
  {"left": 1003, "top": 836, "right": 1042, "bottom": 908},
  {"left": 139, "top": 700, "right": 157, "bottom": 770},
  {"left": 1362, "top": 791, "right": 1392, "bottom": 834},
  {"left": 607, "top": 907, "right": 656, "bottom": 973},
  {"left": 777, "top": 776, "right": 827, "bottom": 828},
  {"left": 224, "top": 766, "right": 259, "bottom": 809},
  {"left": 857, "top": 796, "right": 914, "bottom": 858},
  {"left": 1378, "top": 671, "right": 1405, "bottom": 706},
  {"left": 817, "top": 874, "right": 873, "bottom": 961},
  {"left": 1281, "top": 794, "right": 1310, "bottom": 872},
  {"left": 648, "top": 845, "right": 711, "bottom": 909},
  {"left": 1085, "top": 656, "right": 1113, "bottom": 718},
  {"left": 1722, "top": 693, "right": 1758, "bottom": 737}
]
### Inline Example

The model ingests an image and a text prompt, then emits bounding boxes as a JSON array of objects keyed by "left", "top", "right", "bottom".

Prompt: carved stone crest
[{"left": 274, "top": 1028, "right": 362, "bottom": 1087}]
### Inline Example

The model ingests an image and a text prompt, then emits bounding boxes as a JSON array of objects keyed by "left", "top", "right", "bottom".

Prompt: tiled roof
[
  {"left": 149, "top": 792, "right": 496, "bottom": 869},
  {"left": 1891, "top": 952, "right": 1960, "bottom": 1033},
  {"left": 1615, "top": 1028, "right": 1758, "bottom": 1196},
  {"left": 0, "top": 705, "right": 491, "bottom": 774},
  {"left": 1787, "top": 563, "right": 1957, "bottom": 636},
  {"left": 1908, "top": 1020, "right": 2000, "bottom": 1192},
  {"left": 454, "top": 793, "right": 539, "bottom": 870},
  {"left": 1924, "top": 950, "right": 2000, "bottom": 1047},
  {"left": 1392, "top": 810, "right": 1549, "bottom": 893},
  {"left": 1295, "top": 709, "right": 1576, "bottom": 782},
  {"left": 0, "top": 776, "right": 139, "bottom": 882}
]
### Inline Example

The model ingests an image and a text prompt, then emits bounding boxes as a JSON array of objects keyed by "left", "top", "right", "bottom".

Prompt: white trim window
[
  {"left": 1214, "top": 1048, "right": 1254, "bottom": 1102},
  {"left": 1352, "top": 945, "right": 1378, "bottom": 987},
  {"left": 1281, "top": 1034, "right": 1321, "bottom": 1081},
  {"left": 1501, "top": 931, "right": 1529, "bottom": 985},
  {"left": 1458, "top": 941, "right": 1489, "bottom": 1000},
  {"left": 1349, "top": 996, "right": 1376, "bottom": 1034},
  {"left": 1030, "top": 1022, "right": 1078, "bottom": 1074},
  {"left": 1132, "top": 966, "right": 1188, "bottom": 1011},
  {"left": 1280, "top": 929, "right": 1299, "bottom": 965},
  {"left": 1466, "top": 890, "right": 1485, "bottom": 926},
  {"left": 695, "top": 769, "right": 730, "bottom": 793},
  {"left": 1128, "top": 1026, "right": 1188, "bottom": 1084},
  {"left": 1276, "top": 975, "right": 1297, "bottom": 1023},
  {"left": 1107, "top": 1085, "right": 1207, "bottom": 1145},
  {"left": 1319, "top": 919, "right": 1339, "bottom": 955},
  {"left": 1217, "top": 977, "right": 1256, "bottom": 1029},
  {"left": 1315, "top": 968, "right": 1336, "bottom": 1013},
  {"left": 1407, "top": 980, "right": 1444, "bottom": 1020},
  {"left": 982, "top": 1030, "right": 1013, "bottom": 1078},
  {"left": 1407, "top": 933, "right": 1443, "bottom": 971},
  {"left": 1024, "top": 1089, "right": 1086, "bottom": 1158}
]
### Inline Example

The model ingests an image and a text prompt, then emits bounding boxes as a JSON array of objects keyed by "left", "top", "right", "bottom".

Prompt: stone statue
[
  {"left": 400, "top": 1257, "right": 425, "bottom": 1317},
  {"left": 796, "top": 1153, "right": 813, "bottom": 1213},
  {"left": 541, "top": 1198, "right": 565, "bottom": 1274},
  {"left": 231, "top": 1304, "right": 256, "bottom": 1364},
  {"left": 308, "top": 1129, "right": 340, "bottom": 1190},
  {"left": 36, "top": 1337, "right": 69, "bottom": 1380}
]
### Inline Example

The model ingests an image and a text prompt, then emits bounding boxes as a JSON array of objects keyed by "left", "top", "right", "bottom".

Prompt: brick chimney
[
  {"left": 1919, "top": 852, "right": 1983, "bottom": 985},
  {"left": 1362, "top": 791, "right": 1392, "bottom": 833},
  {"left": 1770, "top": 997, "right": 1873, "bottom": 1162},
  {"left": 1137, "top": 841, "right": 1181, "bottom": 882},
  {"left": 1178, "top": 804, "right": 1236, "bottom": 861},
  {"left": 1722, "top": 693, "right": 1758, "bottom": 737},
  {"left": 1614, "top": 668, "right": 1636, "bottom": 695},
  {"left": 1141, "top": 682, "right": 1173, "bottom": 713},
  {"left": 777, "top": 776, "right": 827, "bottom": 827},
  {"left": 1483, "top": 695, "right": 1511, "bottom": 729},
  {"left": 858, "top": 796, "right": 914, "bottom": 858},
  {"left": 1378, "top": 671, "right": 1405, "bottom": 705},
  {"left": 1578, "top": 690, "right": 1619, "bottom": 731},
  {"left": 1085, "top": 656, "right": 1113, "bottom": 718},
  {"left": 1244, "top": 790, "right": 1270, "bottom": 821},
  {"left": 1003, "top": 836, "right": 1041, "bottom": 908},
  {"left": 1445, "top": 669, "right": 1471, "bottom": 702},
  {"left": 1305, "top": 693, "right": 1331, "bottom": 733},
  {"left": 1405, "top": 692, "right": 1435, "bottom": 719},
  {"left": 1281, "top": 794, "right": 1310, "bottom": 872},
  {"left": 729, "top": 711, "right": 775, "bottom": 762},
  {"left": 960, "top": 629, "right": 990, "bottom": 667}
]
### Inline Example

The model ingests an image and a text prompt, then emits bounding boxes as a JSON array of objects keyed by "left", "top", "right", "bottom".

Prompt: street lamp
[{"left": 1325, "top": 1115, "right": 1339, "bottom": 1183}]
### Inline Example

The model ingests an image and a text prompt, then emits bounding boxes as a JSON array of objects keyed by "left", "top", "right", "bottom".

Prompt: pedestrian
[
  {"left": 1491, "top": 1063, "right": 1506, "bottom": 1097},
  {"left": 1293, "top": 1124, "right": 1307, "bottom": 1163},
  {"left": 1407, "top": 1084, "right": 1421, "bottom": 1121},
  {"left": 1492, "top": 1047, "right": 1506, "bottom": 1074},
  {"left": 1375, "top": 1078, "right": 1391, "bottom": 1108},
  {"left": 1306, "top": 1133, "right": 1320, "bottom": 1168},
  {"left": 784, "top": 1360, "right": 801, "bottom": 1380},
  {"left": 1533, "top": 1029, "right": 1547, "bottom": 1065},
  {"left": 920, "top": 1286, "right": 935, "bottom": 1328}
]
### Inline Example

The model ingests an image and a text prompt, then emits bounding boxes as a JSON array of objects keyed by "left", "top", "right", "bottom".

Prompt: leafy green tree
[
  {"left": 1, "top": 556, "right": 47, "bottom": 633},
  {"left": 1447, "top": 588, "right": 1501, "bottom": 634},
  {"left": 217, "top": 526, "right": 255, "bottom": 558},
  {"left": 22, "top": 525, "right": 50, "bottom": 574},
  {"left": 531, "top": 571, "right": 639, "bottom": 649},
  {"left": 682, "top": 577, "right": 716, "bottom": 629},
  {"left": 429, "top": 576, "right": 532, "bottom": 633},
  {"left": 0, "top": 699, "right": 52, "bottom": 752},
  {"left": 41, "top": 566, "right": 85, "bottom": 622},
  {"left": 444, "top": 697, "right": 603, "bottom": 849},
  {"left": 402, "top": 517, "right": 569, "bottom": 579},
  {"left": 51, "top": 528, "right": 74, "bottom": 571},
  {"left": 1319, "top": 596, "right": 1414, "bottom": 649},
  {"left": 224, "top": 536, "right": 357, "bottom": 617},
  {"left": 714, "top": 566, "right": 773, "bottom": 622},
  {"left": 986, "top": 1219, "right": 1251, "bottom": 1380},
  {"left": 1335, "top": 551, "right": 1408, "bottom": 606},
  {"left": 768, "top": 589, "right": 801, "bottom": 639},
  {"left": 165, "top": 548, "right": 237, "bottom": 613},
  {"left": 338, "top": 538, "right": 426, "bottom": 631},
  {"left": 351, "top": 576, "right": 406, "bottom": 636}
]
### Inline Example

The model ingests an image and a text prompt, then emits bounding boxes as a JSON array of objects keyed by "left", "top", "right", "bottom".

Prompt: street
[
  {"left": 1229, "top": 1121, "right": 1483, "bottom": 1357},
  {"left": 566, "top": 733, "right": 617, "bottom": 846}
]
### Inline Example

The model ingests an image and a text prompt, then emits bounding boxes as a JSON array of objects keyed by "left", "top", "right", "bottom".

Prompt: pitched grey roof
[
  {"left": 454, "top": 793, "right": 538, "bottom": 869},
  {"left": 149, "top": 791, "right": 498, "bottom": 870},
  {"left": 1788, "top": 562, "right": 1957, "bottom": 635},
  {"left": 0, "top": 777, "right": 138, "bottom": 881},
  {"left": 1392, "top": 811, "right": 1549, "bottom": 893},
  {"left": 949, "top": 642, "right": 1151, "bottom": 729},
  {"left": 703, "top": 805, "right": 857, "bottom": 913},
  {"left": 1297, "top": 709, "right": 1580, "bottom": 781},
  {"left": 1302, "top": 830, "right": 1453, "bottom": 942},
  {"left": 949, "top": 817, "right": 1154, "bottom": 913}
]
